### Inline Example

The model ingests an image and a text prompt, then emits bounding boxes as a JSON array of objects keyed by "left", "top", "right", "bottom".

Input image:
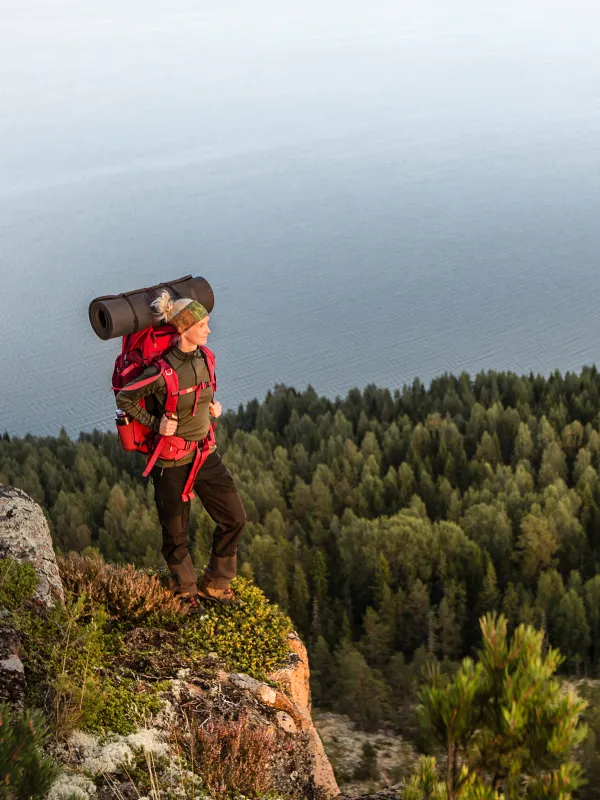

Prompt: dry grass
[{"left": 58, "top": 553, "right": 186, "bottom": 623}]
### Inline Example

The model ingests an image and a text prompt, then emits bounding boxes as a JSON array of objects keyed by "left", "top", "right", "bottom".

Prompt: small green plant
[
  {"left": 82, "top": 677, "right": 168, "bottom": 735},
  {"left": 0, "top": 556, "right": 38, "bottom": 609},
  {"left": 402, "top": 756, "right": 447, "bottom": 800},
  {"left": 0, "top": 702, "right": 61, "bottom": 799},
  {"left": 182, "top": 576, "right": 292, "bottom": 678}
]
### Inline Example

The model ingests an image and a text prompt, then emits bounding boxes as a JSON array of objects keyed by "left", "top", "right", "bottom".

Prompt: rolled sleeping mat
[{"left": 88, "top": 275, "right": 214, "bottom": 340}]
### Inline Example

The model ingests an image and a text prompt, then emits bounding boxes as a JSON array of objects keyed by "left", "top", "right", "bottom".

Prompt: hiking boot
[
  {"left": 197, "top": 580, "right": 243, "bottom": 608},
  {"left": 178, "top": 594, "right": 208, "bottom": 617}
]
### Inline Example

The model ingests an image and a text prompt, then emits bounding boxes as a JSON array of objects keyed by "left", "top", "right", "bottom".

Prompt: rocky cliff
[{"left": 0, "top": 484, "right": 342, "bottom": 800}]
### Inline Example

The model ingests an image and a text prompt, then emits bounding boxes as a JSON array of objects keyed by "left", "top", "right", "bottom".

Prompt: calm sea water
[{"left": 1, "top": 1, "right": 600, "bottom": 437}]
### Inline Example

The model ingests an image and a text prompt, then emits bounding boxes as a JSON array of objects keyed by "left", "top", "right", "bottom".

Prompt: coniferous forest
[{"left": 6, "top": 367, "right": 600, "bottom": 792}]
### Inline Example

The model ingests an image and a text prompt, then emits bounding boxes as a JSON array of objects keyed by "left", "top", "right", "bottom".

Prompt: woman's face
[{"left": 184, "top": 316, "right": 210, "bottom": 346}]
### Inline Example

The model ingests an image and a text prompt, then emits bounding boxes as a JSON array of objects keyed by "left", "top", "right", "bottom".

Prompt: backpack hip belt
[{"left": 142, "top": 424, "right": 216, "bottom": 502}]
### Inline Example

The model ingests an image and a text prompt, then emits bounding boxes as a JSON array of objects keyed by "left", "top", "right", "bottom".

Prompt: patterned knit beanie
[{"left": 151, "top": 290, "right": 208, "bottom": 333}]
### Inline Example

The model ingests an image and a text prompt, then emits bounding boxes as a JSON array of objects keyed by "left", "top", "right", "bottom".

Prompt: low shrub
[
  {"left": 0, "top": 556, "right": 38, "bottom": 609},
  {"left": 353, "top": 741, "right": 379, "bottom": 781},
  {"left": 182, "top": 710, "right": 280, "bottom": 798},
  {"left": 182, "top": 576, "right": 292, "bottom": 678},
  {"left": 58, "top": 552, "right": 186, "bottom": 624}
]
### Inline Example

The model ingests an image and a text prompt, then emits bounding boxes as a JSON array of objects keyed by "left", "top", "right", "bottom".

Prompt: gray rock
[
  {"left": 0, "top": 628, "right": 26, "bottom": 705},
  {"left": 0, "top": 485, "right": 64, "bottom": 606},
  {"left": 230, "top": 672, "right": 277, "bottom": 705},
  {"left": 275, "top": 710, "right": 298, "bottom": 734}
]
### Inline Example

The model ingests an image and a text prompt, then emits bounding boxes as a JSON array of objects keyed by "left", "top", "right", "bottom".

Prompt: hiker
[{"left": 115, "top": 291, "right": 246, "bottom": 613}]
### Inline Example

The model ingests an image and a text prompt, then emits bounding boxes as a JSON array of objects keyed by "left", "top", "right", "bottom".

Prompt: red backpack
[{"left": 112, "top": 325, "right": 217, "bottom": 501}]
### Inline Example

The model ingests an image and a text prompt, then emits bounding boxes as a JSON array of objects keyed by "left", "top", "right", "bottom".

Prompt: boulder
[{"left": 0, "top": 485, "right": 64, "bottom": 606}]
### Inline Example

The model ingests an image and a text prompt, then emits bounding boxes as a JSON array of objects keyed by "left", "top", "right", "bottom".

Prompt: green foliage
[
  {"left": 80, "top": 677, "right": 166, "bottom": 735},
  {"left": 8, "top": 369, "right": 600, "bottom": 741},
  {"left": 403, "top": 756, "right": 448, "bottom": 800},
  {"left": 182, "top": 576, "right": 292, "bottom": 678},
  {"left": 0, "top": 702, "right": 60, "bottom": 799},
  {"left": 12, "top": 592, "right": 168, "bottom": 738},
  {"left": 578, "top": 682, "right": 600, "bottom": 799},
  {"left": 0, "top": 557, "right": 38, "bottom": 609},
  {"left": 353, "top": 741, "right": 380, "bottom": 781},
  {"left": 416, "top": 613, "right": 587, "bottom": 799}
]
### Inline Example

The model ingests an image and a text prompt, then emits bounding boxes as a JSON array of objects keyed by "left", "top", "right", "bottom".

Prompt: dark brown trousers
[{"left": 151, "top": 450, "right": 246, "bottom": 595}]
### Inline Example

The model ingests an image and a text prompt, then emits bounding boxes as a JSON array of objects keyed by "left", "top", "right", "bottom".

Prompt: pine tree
[
  {"left": 334, "top": 641, "right": 389, "bottom": 731},
  {"left": 553, "top": 588, "right": 591, "bottom": 674},
  {"left": 0, "top": 703, "right": 61, "bottom": 797},
  {"left": 309, "top": 635, "right": 335, "bottom": 707},
  {"left": 291, "top": 563, "right": 310, "bottom": 633},
  {"left": 416, "top": 614, "right": 587, "bottom": 798},
  {"left": 402, "top": 579, "right": 431, "bottom": 654},
  {"left": 353, "top": 741, "right": 379, "bottom": 781},
  {"left": 477, "top": 560, "right": 500, "bottom": 618}
]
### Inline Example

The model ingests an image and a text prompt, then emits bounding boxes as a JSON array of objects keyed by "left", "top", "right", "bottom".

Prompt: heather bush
[
  {"left": 58, "top": 552, "right": 186, "bottom": 624},
  {"left": 181, "top": 710, "right": 280, "bottom": 798},
  {"left": 0, "top": 702, "right": 60, "bottom": 799}
]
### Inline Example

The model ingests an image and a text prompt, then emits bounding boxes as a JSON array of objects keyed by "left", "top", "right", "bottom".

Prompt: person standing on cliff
[{"left": 115, "top": 291, "right": 246, "bottom": 613}]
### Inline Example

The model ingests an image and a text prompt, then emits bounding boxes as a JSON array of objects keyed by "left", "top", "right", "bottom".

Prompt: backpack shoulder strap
[
  {"left": 199, "top": 346, "right": 217, "bottom": 393},
  {"left": 156, "top": 359, "right": 180, "bottom": 417}
]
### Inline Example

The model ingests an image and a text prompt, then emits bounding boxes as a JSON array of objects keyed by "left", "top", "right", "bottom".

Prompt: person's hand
[
  {"left": 159, "top": 413, "right": 178, "bottom": 436},
  {"left": 209, "top": 401, "right": 222, "bottom": 418}
]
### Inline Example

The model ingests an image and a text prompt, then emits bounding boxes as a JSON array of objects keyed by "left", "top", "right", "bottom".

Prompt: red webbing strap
[
  {"left": 143, "top": 436, "right": 167, "bottom": 477},
  {"left": 161, "top": 362, "right": 179, "bottom": 416},
  {"left": 142, "top": 362, "right": 180, "bottom": 477},
  {"left": 200, "top": 346, "right": 217, "bottom": 393},
  {"left": 181, "top": 424, "right": 216, "bottom": 502},
  {"left": 170, "top": 381, "right": 209, "bottom": 418}
]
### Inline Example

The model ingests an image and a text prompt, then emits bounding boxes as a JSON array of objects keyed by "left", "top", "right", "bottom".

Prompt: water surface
[{"left": 1, "top": 1, "right": 599, "bottom": 436}]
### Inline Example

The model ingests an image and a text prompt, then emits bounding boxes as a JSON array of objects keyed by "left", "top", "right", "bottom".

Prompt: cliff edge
[{"left": 0, "top": 484, "right": 341, "bottom": 800}]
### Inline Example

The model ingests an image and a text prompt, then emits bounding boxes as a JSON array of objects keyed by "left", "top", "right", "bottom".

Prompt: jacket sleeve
[{"left": 115, "top": 365, "right": 166, "bottom": 433}]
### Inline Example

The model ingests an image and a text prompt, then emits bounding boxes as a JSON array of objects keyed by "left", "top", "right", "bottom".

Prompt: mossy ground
[{"left": 1, "top": 555, "right": 293, "bottom": 739}]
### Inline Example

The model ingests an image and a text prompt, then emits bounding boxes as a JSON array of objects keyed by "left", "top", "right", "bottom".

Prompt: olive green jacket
[{"left": 116, "top": 346, "right": 215, "bottom": 467}]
